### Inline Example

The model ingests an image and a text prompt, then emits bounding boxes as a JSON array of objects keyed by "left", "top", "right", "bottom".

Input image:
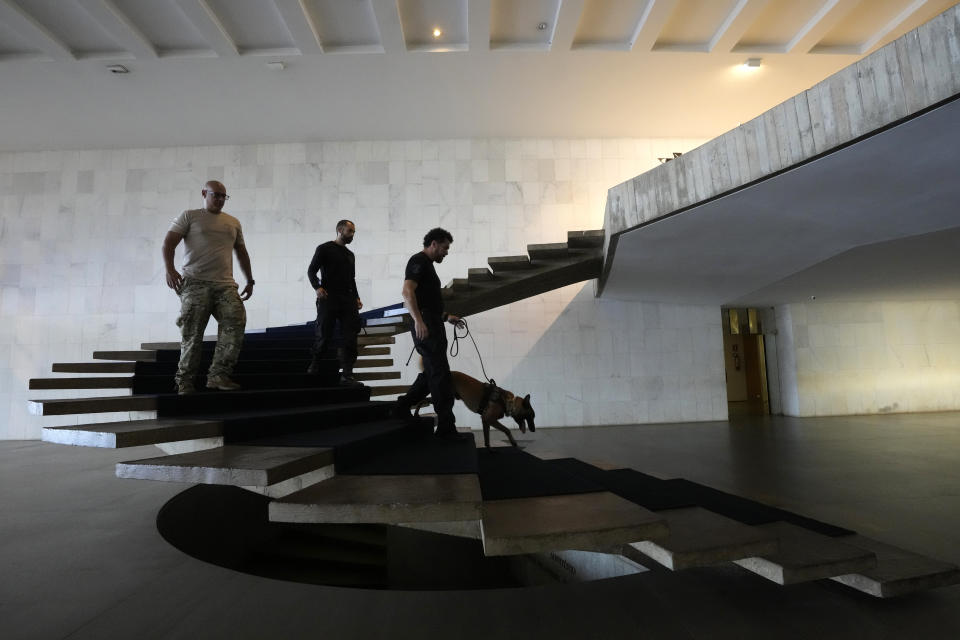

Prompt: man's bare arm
[
  {"left": 235, "top": 243, "right": 254, "bottom": 301},
  {"left": 401, "top": 279, "right": 428, "bottom": 340},
  {"left": 162, "top": 231, "right": 184, "bottom": 291}
]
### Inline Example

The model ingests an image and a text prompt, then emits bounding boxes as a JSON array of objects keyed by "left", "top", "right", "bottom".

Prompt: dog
[{"left": 450, "top": 371, "right": 535, "bottom": 449}]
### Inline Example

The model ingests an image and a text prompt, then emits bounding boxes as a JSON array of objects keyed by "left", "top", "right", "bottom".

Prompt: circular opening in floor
[{"left": 158, "top": 484, "right": 524, "bottom": 590}]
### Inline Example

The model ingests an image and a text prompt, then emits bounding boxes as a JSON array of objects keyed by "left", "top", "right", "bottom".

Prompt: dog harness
[{"left": 479, "top": 379, "right": 511, "bottom": 416}]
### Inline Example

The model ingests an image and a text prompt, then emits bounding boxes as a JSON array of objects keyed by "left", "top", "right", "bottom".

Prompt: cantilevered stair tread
[
  {"left": 831, "top": 534, "right": 960, "bottom": 597},
  {"left": 269, "top": 474, "right": 482, "bottom": 524},
  {"left": 567, "top": 229, "right": 604, "bottom": 248},
  {"left": 29, "top": 385, "right": 371, "bottom": 416},
  {"left": 733, "top": 521, "right": 877, "bottom": 585},
  {"left": 480, "top": 491, "right": 668, "bottom": 557},
  {"left": 367, "top": 385, "right": 409, "bottom": 397},
  {"left": 116, "top": 445, "right": 335, "bottom": 487},
  {"left": 622, "top": 506, "right": 779, "bottom": 571},
  {"left": 138, "top": 334, "right": 396, "bottom": 349},
  {"left": 477, "top": 448, "right": 603, "bottom": 501},
  {"left": 42, "top": 417, "right": 222, "bottom": 448},
  {"left": 527, "top": 242, "right": 570, "bottom": 259},
  {"left": 339, "top": 434, "right": 477, "bottom": 475},
  {"left": 53, "top": 362, "right": 136, "bottom": 373},
  {"left": 30, "top": 376, "right": 134, "bottom": 390},
  {"left": 94, "top": 350, "right": 157, "bottom": 361},
  {"left": 488, "top": 255, "right": 533, "bottom": 270}
]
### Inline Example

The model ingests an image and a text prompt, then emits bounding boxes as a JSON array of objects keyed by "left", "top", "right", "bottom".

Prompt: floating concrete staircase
[
  {"left": 441, "top": 230, "right": 604, "bottom": 317},
  {"left": 31, "top": 251, "right": 959, "bottom": 597}
]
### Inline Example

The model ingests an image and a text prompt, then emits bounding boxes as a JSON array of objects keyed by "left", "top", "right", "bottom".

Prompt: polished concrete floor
[{"left": 3, "top": 412, "right": 960, "bottom": 639}]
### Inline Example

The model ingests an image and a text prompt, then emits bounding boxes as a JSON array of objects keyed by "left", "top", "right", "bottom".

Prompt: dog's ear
[{"left": 523, "top": 394, "right": 531, "bottom": 408}]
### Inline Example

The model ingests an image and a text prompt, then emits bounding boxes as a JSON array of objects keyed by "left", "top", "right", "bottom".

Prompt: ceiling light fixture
[
  {"left": 743, "top": 57, "right": 762, "bottom": 69},
  {"left": 106, "top": 64, "right": 129, "bottom": 74},
  {"left": 537, "top": 22, "right": 548, "bottom": 31},
  {"left": 433, "top": 27, "right": 442, "bottom": 38},
  {"left": 265, "top": 61, "right": 285, "bottom": 71}
]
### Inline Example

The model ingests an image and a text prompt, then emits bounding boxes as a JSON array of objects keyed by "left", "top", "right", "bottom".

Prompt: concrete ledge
[
  {"left": 624, "top": 506, "right": 779, "bottom": 571},
  {"left": 831, "top": 534, "right": 960, "bottom": 598},
  {"left": 42, "top": 417, "right": 223, "bottom": 448},
  {"left": 480, "top": 492, "right": 668, "bottom": 557},
  {"left": 733, "top": 522, "right": 876, "bottom": 585},
  {"left": 28, "top": 395, "right": 158, "bottom": 416},
  {"left": 601, "top": 4, "right": 960, "bottom": 291},
  {"left": 269, "top": 474, "right": 482, "bottom": 524},
  {"left": 116, "top": 445, "right": 334, "bottom": 487}
]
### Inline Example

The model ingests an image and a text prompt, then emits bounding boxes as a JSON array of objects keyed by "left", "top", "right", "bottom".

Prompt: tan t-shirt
[{"left": 169, "top": 209, "right": 245, "bottom": 284}]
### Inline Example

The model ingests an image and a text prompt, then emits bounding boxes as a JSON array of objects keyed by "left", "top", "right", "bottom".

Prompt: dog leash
[{"left": 401, "top": 317, "right": 493, "bottom": 384}]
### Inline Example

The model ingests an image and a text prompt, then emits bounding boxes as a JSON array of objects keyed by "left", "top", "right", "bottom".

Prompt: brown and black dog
[{"left": 450, "top": 371, "right": 535, "bottom": 449}]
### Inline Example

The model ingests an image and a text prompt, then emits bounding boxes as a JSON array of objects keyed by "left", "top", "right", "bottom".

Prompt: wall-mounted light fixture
[
  {"left": 106, "top": 64, "right": 129, "bottom": 74},
  {"left": 433, "top": 27, "right": 442, "bottom": 38},
  {"left": 743, "top": 57, "right": 762, "bottom": 69}
]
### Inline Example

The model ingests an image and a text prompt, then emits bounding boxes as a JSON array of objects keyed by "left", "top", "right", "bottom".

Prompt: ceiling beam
[
  {"left": 860, "top": 0, "right": 929, "bottom": 54},
  {"left": 77, "top": 0, "right": 157, "bottom": 59},
  {"left": 273, "top": 0, "right": 323, "bottom": 54},
  {"left": 0, "top": 0, "right": 74, "bottom": 61},
  {"left": 175, "top": 0, "right": 238, "bottom": 57},
  {"left": 708, "top": 0, "right": 771, "bottom": 53},
  {"left": 550, "top": 0, "right": 585, "bottom": 51},
  {"left": 785, "top": 0, "right": 859, "bottom": 54},
  {"left": 631, "top": 0, "right": 679, "bottom": 52},
  {"left": 468, "top": 0, "right": 490, "bottom": 53},
  {"left": 371, "top": 0, "right": 405, "bottom": 54}
]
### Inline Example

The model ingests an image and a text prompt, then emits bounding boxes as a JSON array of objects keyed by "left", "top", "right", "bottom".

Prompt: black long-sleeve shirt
[{"left": 307, "top": 241, "right": 358, "bottom": 299}]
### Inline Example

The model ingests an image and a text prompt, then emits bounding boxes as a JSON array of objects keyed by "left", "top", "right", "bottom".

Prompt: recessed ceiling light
[
  {"left": 744, "top": 57, "right": 762, "bottom": 68},
  {"left": 433, "top": 27, "right": 442, "bottom": 38},
  {"left": 537, "top": 22, "right": 548, "bottom": 31}
]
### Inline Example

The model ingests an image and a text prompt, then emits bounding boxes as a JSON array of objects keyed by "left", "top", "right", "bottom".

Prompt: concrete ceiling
[
  {"left": 601, "top": 97, "right": 960, "bottom": 307},
  {"left": 0, "top": 0, "right": 957, "bottom": 151}
]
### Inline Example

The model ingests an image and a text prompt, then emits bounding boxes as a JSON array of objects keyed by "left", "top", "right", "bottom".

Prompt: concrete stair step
[
  {"left": 235, "top": 417, "right": 434, "bottom": 471},
  {"left": 30, "top": 371, "right": 344, "bottom": 392},
  {"left": 41, "top": 401, "right": 393, "bottom": 448},
  {"left": 467, "top": 267, "right": 494, "bottom": 281},
  {"left": 488, "top": 255, "right": 533, "bottom": 271},
  {"left": 830, "top": 534, "right": 960, "bottom": 598},
  {"left": 352, "top": 371, "right": 400, "bottom": 381},
  {"left": 567, "top": 229, "right": 604, "bottom": 248},
  {"left": 365, "top": 315, "right": 408, "bottom": 327},
  {"left": 527, "top": 242, "right": 570, "bottom": 260},
  {"left": 733, "top": 522, "right": 877, "bottom": 585},
  {"left": 94, "top": 350, "right": 157, "bottom": 362},
  {"left": 367, "top": 385, "right": 409, "bottom": 397},
  {"left": 479, "top": 492, "right": 668, "bottom": 557},
  {"left": 42, "top": 417, "right": 223, "bottom": 448},
  {"left": 269, "top": 474, "right": 482, "bottom": 525},
  {"left": 52, "top": 362, "right": 136, "bottom": 373},
  {"left": 135, "top": 335, "right": 396, "bottom": 352},
  {"left": 116, "top": 445, "right": 335, "bottom": 490},
  {"left": 357, "top": 346, "right": 390, "bottom": 356},
  {"left": 130, "top": 359, "right": 337, "bottom": 376},
  {"left": 622, "top": 506, "right": 779, "bottom": 571},
  {"left": 29, "top": 385, "right": 371, "bottom": 417},
  {"left": 30, "top": 376, "right": 134, "bottom": 390}
]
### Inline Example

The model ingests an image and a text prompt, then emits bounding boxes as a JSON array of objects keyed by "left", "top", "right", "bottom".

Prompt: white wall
[
  {"left": 0, "top": 137, "right": 728, "bottom": 439},
  {"left": 774, "top": 300, "right": 960, "bottom": 416}
]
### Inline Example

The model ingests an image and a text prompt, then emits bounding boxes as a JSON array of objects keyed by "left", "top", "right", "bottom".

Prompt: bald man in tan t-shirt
[{"left": 162, "top": 180, "right": 255, "bottom": 394}]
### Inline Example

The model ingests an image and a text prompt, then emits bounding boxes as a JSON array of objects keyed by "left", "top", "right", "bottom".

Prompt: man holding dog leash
[{"left": 393, "top": 227, "right": 471, "bottom": 442}]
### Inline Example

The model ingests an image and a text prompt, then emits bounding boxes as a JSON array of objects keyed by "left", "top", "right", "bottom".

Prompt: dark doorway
[{"left": 722, "top": 308, "right": 770, "bottom": 416}]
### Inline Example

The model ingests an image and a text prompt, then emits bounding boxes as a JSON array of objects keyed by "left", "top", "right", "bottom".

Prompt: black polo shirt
[{"left": 405, "top": 251, "right": 443, "bottom": 315}]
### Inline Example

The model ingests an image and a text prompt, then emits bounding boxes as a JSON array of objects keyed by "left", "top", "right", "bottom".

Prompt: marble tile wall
[
  {"left": 0, "top": 137, "right": 726, "bottom": 439},
  {"left": 776, "top": 300, "right": 960, "bottom": 416}
]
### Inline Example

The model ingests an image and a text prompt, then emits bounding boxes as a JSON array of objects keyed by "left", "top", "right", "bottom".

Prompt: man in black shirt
[
  {"left": 306, "top": 219, "right": 363, "bottom": 386},
  {"left": 394, "top": 227, "right": 469, "bottom": 440}
]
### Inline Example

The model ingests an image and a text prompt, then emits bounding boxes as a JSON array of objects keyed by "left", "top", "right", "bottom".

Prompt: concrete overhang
[{"left": 602, "top": 94, "right": 960, "bottom": 307}]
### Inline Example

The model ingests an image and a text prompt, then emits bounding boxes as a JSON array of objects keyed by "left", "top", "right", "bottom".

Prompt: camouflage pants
[{"left": 175, "top": 278, "right": 246, "bottom": 384}]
